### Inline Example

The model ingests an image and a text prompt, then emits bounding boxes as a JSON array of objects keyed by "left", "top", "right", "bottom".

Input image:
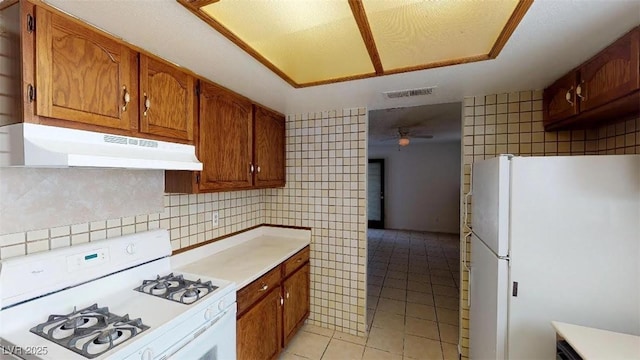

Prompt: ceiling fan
[{"left": 389, "top": 127, "right": 433, "bottom": 147}]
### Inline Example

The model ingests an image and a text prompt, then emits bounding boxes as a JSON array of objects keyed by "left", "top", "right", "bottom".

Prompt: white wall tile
[
  {"left": 0, "top": 232, "right": 25, "bottom": 247},
  {"left": 26, "top": 229, "right": 49, "bottom": 242}
]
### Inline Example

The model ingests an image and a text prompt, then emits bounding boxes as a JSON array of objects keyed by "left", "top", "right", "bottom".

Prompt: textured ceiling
[{"left": 41, "top": 0, "right": 640, "bottom": 114}]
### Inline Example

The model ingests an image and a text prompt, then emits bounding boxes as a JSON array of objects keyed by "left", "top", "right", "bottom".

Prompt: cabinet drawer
[
  {"left": 283, "top": 247, "right": 310, "bottom": 278},
  {"left": 237, "top": 266, "right": 281, "bottom": 315}
]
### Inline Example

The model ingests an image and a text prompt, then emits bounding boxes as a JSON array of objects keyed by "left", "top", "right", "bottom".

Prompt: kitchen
[{"left": 0, "top": 1, "right": 639, "bottom": 360}]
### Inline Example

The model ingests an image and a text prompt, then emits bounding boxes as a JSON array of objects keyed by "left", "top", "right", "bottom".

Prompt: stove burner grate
[
  {"left": 29, "top": 304, "right": 149, "bottom": 359},
  {"left": 134, "top": 273, "right": 218, "bottom": 305}
]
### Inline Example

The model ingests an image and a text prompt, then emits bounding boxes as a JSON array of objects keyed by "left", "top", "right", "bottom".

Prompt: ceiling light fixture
[
  {"left": 398, "top": 136, "right": 410, "bottom": 147},
  {"left": 180, "top": 0, "right": 532, "bottom": 87}
]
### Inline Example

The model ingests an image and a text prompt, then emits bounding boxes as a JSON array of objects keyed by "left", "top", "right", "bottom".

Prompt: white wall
[{"left": 368, "top": 141, "right": 461, "bottom": 233}]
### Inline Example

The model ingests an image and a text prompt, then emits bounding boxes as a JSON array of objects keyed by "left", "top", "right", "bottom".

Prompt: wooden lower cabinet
[
  {"left": 237, "top": 286, "right": 282, "bottom": 360},
  {"left": 283, "top": 263, "right": 310, "bottom": 346},
  {"left": 236, "top": 247, "right": 310, "bottom": 360}
]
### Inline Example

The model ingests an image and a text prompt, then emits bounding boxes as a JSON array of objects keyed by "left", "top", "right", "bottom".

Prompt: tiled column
[{"left": 265, "top": 108, "right": 368, "bottom": 336}]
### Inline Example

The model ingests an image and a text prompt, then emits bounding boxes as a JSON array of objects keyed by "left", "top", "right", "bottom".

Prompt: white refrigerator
[{"left": 469, "top": 155, "right": 640, "bottom": 359}]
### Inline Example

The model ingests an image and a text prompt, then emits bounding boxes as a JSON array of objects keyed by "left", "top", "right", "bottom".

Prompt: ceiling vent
[{"left": 383, "top": 86, "right": 436, "bottom": 99}]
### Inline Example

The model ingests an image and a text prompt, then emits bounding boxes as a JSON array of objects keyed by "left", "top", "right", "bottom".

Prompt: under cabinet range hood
[{"left": 0, "top": 123, "right": 203, "bottom": 170}]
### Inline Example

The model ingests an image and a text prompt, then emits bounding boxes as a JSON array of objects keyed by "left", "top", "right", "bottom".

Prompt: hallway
[
  {"left": 280, "top": 229, "right": 460, "bottom": 360},
  {"left": 366, "top": 229, "right": 460, "bottom": 359}
]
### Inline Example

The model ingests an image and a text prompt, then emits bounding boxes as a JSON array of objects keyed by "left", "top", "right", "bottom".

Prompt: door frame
[{"left": 368, "top": 159, "right": 385, "bottom": 229}]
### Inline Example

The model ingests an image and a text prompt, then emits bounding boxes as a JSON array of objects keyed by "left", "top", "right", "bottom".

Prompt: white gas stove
[{"left": 0, "top": 230, "right": 237, "bottom": 360}]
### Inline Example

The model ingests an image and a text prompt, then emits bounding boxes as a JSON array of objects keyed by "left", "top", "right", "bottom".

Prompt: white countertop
[
  {"left": 552, "top": 321, "right": 640, "bottom": 359},
  {"left": 171, "top": 226, "right": 311, "bottom": 289}
]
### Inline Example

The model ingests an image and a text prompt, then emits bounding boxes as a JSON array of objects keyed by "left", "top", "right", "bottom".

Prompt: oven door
[{"left": 168, "top": 304, "right": 236, "bottom": 360}]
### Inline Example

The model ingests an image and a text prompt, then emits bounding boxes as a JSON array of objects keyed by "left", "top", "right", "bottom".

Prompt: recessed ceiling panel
[
  {"left": 363, "top": 0, "right": 520, "bottom": 70},
  {"left": 182, "top": 0, "right": 531, "bottom": 87},
  {"left": 201, "top": 0, "right": 375, "bottom": 85}
]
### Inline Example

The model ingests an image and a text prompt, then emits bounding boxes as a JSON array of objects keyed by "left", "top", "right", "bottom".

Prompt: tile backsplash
[
  {"left": 0, "top": 188, "right": 264, "bottom": 259},
  {"left": 459, "top": 90, "right": 639, "bottom": 359}
]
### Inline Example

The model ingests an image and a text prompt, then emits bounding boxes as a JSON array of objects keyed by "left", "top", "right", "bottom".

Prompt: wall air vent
[{"left": 383, "top": 86, "right": 436, "bottom": 99}]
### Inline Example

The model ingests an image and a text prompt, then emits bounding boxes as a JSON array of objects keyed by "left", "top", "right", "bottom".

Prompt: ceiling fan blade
[
  {"left": 411, "top": 134, "right": 434, "bottom": 139},
  {"left": 373, "top": 135, "right": 399, "bottom": 141}
]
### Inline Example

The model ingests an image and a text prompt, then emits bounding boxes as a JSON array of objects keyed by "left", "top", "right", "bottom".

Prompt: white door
[
  {"left": 470, "top": 234, "right": 509, "bottom": 360},
  {"left": 471, "top": 155, "right": 510, "bottom": 256},
  {"left": 507, "top": 155, "right": 640, "bottom": 359}
]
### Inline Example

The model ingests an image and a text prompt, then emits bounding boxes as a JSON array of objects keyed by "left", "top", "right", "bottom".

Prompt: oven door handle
[{"left": 165, "top": 307, "right": 233, "bottom": 359}]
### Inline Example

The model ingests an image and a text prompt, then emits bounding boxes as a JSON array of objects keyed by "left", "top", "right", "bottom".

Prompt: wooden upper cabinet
[
  {"left": 164, "top": 86, "right": 287, "bottom": 193},
  {"left": 34, "top": 7, "right": 136, "bottom": 130},
  {"left": 139, "top": 54, "right": 195, "bottom": 142},
  {"left": 282, "top": 263, "right": 310, "bottom": 346},
  {"left": 543, "top": 26, "right": 640, "bottom": 130},
  {"left": 237, "top": 286, "right": 282, "bottom": 360},
  {"left": 579, "top": 28, "right": 639, "bottom": 112},
  {"left": 198, "top": 81, "right": 253, "bottom": 191},
  {"left": 543, "top": 71, "right": 578, "bottom": 125},
  {"left": 254, "top": 105, "right": 285, "bottom": 188}
]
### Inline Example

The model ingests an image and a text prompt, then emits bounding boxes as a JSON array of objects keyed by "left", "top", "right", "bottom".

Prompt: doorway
[
  {"left": 365, "top": 102, "right": 462, "bottom": 359},
  {"left": 368, "top": 159, "right": 385, "bottom": 229}
]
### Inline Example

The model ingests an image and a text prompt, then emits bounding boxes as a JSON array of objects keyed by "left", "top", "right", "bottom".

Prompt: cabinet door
[
  {"left": 237, "top": 287, "right": 282, "bottom": 360},
  {"left": 283, "top": 262, "right": 310, "bottom": 346},
  {"left": 579, "top": 27, "right": 639, "bottom": 112},
  {"left": 254, "top": 105, "right": 285, "bottom": 188},
  {"left": 198, "top": 81, "right": 253, "bottom": 191},
  {"left": 139, "top": 54, "right": 195, "bottom": 142},
  {"left": 543, "top": 71, "right": 578, "bottom": 125},
  {"left": 35, "top": 7, "right": 135, "bottom": 130}
]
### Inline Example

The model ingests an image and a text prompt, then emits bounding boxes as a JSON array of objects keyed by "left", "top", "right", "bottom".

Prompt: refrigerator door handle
[
  {"left": 463, "top": 191, "right": 472, "bottom": 233},
  {"left": 468, "top": 267, "right": 472, "bottom": 308},
  {"left": 462, "top": 232, "right": 471, "bottom": 272},
  {"left": 463, "top": 162, "right": 472, "bottom": 233}
]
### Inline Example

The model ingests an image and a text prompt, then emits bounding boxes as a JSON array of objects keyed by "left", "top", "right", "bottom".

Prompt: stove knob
[
  {"left": 218, "top": 299, "right": 225, "bottom": 311},
  {"left": 141, "top": 348, "right": 153, "bottom": 360},
  {"left": 204, "top": 308, "right": 213, "bottom": 320},
  {"left": 126, "top": 243, "right": 136, "bottom": 255}
]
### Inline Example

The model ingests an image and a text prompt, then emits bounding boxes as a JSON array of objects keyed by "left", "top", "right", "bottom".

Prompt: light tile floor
[{"left": 281, "top": 229, "right": 460, "bottom": 360}]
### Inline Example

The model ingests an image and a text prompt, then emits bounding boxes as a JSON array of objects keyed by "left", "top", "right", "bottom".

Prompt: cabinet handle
[
  {"left": 259, "top": 283, "right": 268, "bottom": 292},
  {"left": 286, "top": 291, "right": 290, "bottom": 299},
  {"left": 143, "top": 93, "right": 151, "bottom": 116},
  {"left": 122, "top": 86, "right": 130, "bottom": 111},
  {"left": 576, "top": 81, "right": 586, "bottom": 101},
  {"left": 250, "top": 164, "right": 254, "bottom": 174},
  {"left": 257, "top": 166, "right": 261, "bottom": 173},
  {"left": 280, "top": 296, "right": 284, "bottom": 306},
  {"left": 296, "top": 258, "right": 302, "bottom": 263},
  {"left": 565, "top": 86, "right": 574, "bottom": 106}
]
